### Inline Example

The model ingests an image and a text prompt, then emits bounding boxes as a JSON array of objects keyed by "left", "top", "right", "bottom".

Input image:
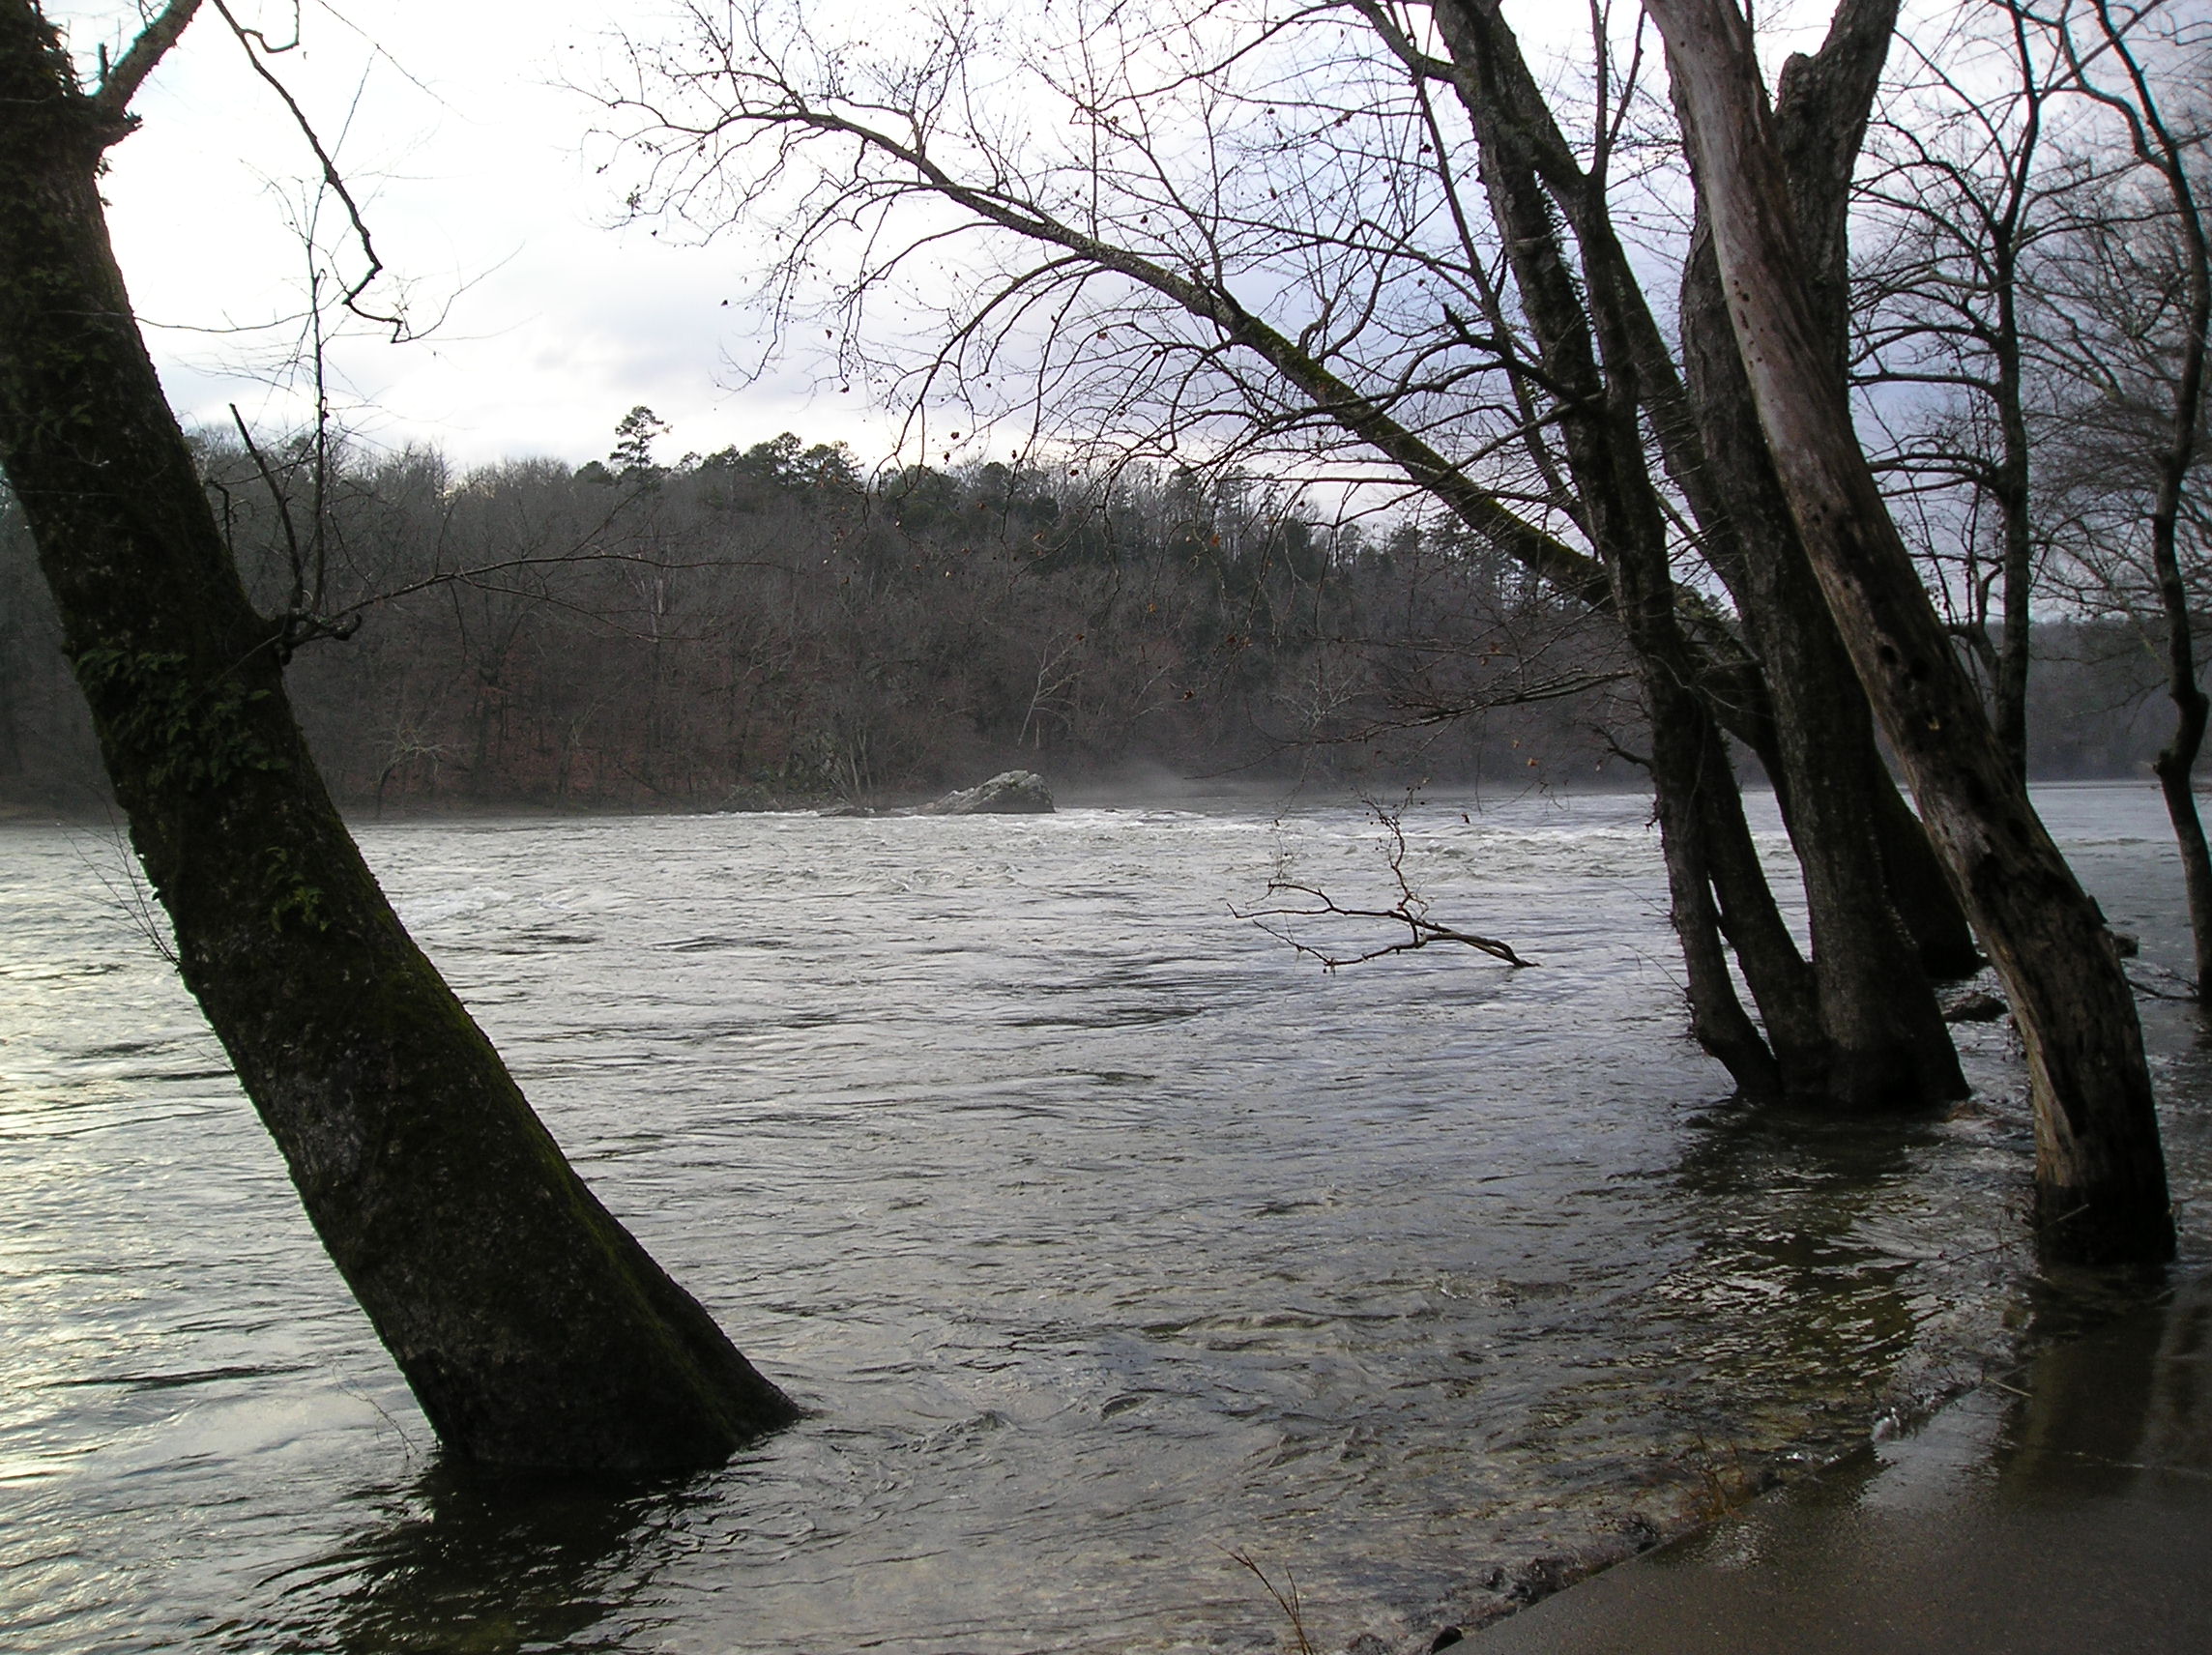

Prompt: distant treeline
[
  {"left": 1, "top": 427, "right": 1657, "bottom": 813},
  {"left": 0, "top": 426, "right": 2185, "bottom": 816}
]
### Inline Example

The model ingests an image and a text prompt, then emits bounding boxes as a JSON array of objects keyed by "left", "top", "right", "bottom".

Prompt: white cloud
[{"left": 48, "top": 0, "right": 892, "bottom": 467}]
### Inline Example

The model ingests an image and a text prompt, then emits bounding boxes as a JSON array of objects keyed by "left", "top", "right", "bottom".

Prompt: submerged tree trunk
[
  {"left": 1667, "top": 0, "right": 1965, "bottom": 1108},
  {"left": 1438, "top": 0, "right": 1961, "bottom": 1107},
  {"left": 1652, "top": 688, "right": 1785, "bottom": 1098},
  {"left": 0, "top": 1, "right": 798, "bottom": 1466},
  {"left": 1440, "top": 8, "right": 1817, "bottom": 1097},
  {"left": 1678, "top": 235, "right": 1962, "bottom": 1107},
  {"left": 1649, "top": 0, "right": 2172, "bottom": 1263},
  {"left": 2084, "top": 8, "right": 2212, "bottom": 996}
]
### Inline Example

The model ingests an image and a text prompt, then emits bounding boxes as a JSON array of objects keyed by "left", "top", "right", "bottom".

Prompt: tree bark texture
[
  {"left": 0, "top": 3, "right": 799, "bottom": 1466},
  {"left": 1437, "top": 0, "right": 1963, "bottom": 1107},
  {"left": 1436, "top": 2, "right": 1819, "bottom": 1098},
  {"left": 1992, "top": 273, "right": 2036, "bottom": 784},
  {"left": 1647, "top": 0, "right": 2172, "bottom": 1263},
  {"left": 1670, "top": 0, "right": 1966, "bottom": 1105}
]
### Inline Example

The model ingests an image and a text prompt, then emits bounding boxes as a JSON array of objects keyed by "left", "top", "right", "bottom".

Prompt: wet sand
[{"left": 1468, "top": 1273, "right": 2212, "bottom": 1653}]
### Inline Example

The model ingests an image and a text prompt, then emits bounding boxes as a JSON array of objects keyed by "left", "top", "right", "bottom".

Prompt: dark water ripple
[{"left": 2, "top": 785, "right": 2205, "bottom": 1653}]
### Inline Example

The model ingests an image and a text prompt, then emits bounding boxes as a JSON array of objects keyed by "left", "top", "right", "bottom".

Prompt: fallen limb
[{"left": 1235, "top": 805, "right": 1536, "bottom": 970}]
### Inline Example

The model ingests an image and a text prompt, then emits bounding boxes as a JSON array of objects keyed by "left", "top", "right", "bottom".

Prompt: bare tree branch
[
  {"left": 89, "top": 0, "right": 203, "bottom": 122},
  {"left": 206, "top": 0, "right": 404, "bottom": 334},
  {"left": 1234, "top": 800, "right": 1537, "bottom": 969}
]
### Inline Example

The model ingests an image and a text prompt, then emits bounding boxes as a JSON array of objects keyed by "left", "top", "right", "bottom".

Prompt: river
[{"left": 2, "top": 782, "right": 2205, "bottom": 1653}]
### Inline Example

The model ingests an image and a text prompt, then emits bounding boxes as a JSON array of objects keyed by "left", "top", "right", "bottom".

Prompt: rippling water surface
[{"left": 3, "top": 784, "right": 2206, "bottom": 1653}]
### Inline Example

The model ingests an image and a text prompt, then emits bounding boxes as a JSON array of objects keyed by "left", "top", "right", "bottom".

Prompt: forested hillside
[
  {"left": 2, "top": 427, "right": 1636, "bottom": 812},
  {"left": 1, "top": 424, "right": 2178, "bottom": 818}
]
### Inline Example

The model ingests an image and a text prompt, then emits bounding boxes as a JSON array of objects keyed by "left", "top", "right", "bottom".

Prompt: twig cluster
[{"left": 1235, "top": 803, "right": 1535, "bottom": 970}]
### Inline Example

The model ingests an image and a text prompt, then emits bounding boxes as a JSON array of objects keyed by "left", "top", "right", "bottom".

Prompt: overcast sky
[
  {"left": 49, "top": 0, "right": 880, "bottom": 470},
  {"left": 49, "top": 1, "right": 1847, "bottom": 474}
]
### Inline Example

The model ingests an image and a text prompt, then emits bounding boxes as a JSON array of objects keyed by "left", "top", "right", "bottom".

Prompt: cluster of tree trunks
[
  {"left": 1644, "top": 0, "right": 2172, "bottom": 1263},
  {"left": 1430, "top": 0, "right": 1965, "bottom": 1113}
]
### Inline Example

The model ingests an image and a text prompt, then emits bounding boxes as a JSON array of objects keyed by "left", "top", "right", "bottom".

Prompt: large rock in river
[{"left": 920, "top": 770, "right": 1055, "bottom": 815}]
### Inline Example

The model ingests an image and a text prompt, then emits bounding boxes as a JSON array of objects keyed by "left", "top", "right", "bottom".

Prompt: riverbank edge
[{"left": 1382, "top": 1267, "right": 2195, "bottom": 1655}]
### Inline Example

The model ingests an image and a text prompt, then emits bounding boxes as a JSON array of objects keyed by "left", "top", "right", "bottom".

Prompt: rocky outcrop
[{"left": 919, "top": 770, "right": 1055, "bottom": 815}]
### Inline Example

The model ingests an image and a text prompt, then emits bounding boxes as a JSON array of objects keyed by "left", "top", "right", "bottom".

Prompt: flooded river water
[{"left": 2, "top": 783, "right": 2205, "bottom": 1653}]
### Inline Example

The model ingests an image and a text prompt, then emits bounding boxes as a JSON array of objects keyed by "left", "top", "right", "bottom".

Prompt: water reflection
[
  {"left": 234, "top": 1467, "right": 680, "bottom": 1655},
  {"left": 1645, "top": 1105, "right": 1976, "bottom": 1459},
  {"left": 1461, "top": 1273, "right": 2212, "bottom": 1655},
  {"left": 1998, "top": 1270, "right": 2212, "bottom": 1497}
]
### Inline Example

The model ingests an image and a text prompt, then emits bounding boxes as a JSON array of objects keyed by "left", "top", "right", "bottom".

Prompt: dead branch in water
[{"left": 1235, "top": 803, "right": 1536, "bottom": 970}]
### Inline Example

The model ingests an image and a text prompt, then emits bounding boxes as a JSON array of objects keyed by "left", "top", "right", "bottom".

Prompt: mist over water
[{"left": 3, "top": 784, "right": 2205, "bottom": 1653}]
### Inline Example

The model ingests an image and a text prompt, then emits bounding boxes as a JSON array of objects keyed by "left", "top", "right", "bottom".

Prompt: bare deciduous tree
[
  {"left": 599, "top": 0, "right": 1981, "bottom": 1107},
  {"left": 1645, "top": 0, "right": 2172, "bottom": 1263},
  {"left": 2055, "top": 0, "right": 2212, "bottom": 990},
  {"left": 0, "top": 0, "right": 800, "bottom": 1466}
]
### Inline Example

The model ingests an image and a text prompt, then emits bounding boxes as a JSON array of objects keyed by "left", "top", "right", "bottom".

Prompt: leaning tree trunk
[
  {"left": 1450, "top": 29, "right": 1822, "bottom": 1098},
  {"left": 1652, "top": 682, "right": 1785, "bottom": 1098},
  {"left": 1648, "top": 0, "right": 2172, "bottom": 1264},
  {"left": 0, "top": 2, "right": 798, "bottom": 1466}
]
